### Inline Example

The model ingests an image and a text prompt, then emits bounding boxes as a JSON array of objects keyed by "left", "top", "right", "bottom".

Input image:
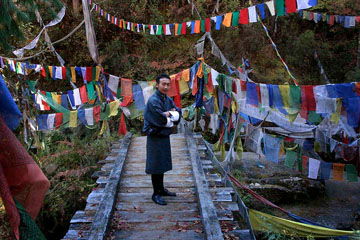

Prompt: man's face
[{"left": 156, "top": 77, "right": 171, "bottom": 94}]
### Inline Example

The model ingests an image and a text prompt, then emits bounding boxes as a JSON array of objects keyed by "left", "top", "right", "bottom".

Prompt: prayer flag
[
  {"left": 71, "top": 67, "right": 76, "bottom": 83},
  {"left": 67, "top": 90, "right": 76, "bottom": 109},
  {"left": 118, "top": 113, "right": 127, "bottom": 136},
  {"left": 285, "top": 150, "right": 297, "bottom": 168},
  {"left": 205, "top": 18, "right": 211, "bottom": 32},
  {"left": 275, "top": 0, "right": 285, "bottom": 16},
  {"left": 215, "top": 15, "right": 223, "bottom": 30},
  {"left": 248, "top": 6, "right": 258, "bottom": 23},
  {"left": 222, "top": 12, "right": 232, "bottom": 27},
  {"left": 345, "top": 165, "right": 358, "bottom": 182},
  {"left": 266, "top": 1, "right": 276, "bottom": 16},
  {"left": 308, "top": 158, "right": 320, "bottom": 179},
  {"left": 200, "top": 19, "right": 205, "bottom": 32},
  {"left": 257, "top": 3, "right": 266, "bottom": 20},
  {"left": 240, "top": 8, "right": 249, "bottom": 24},
  {"left": 54, "top": 113, "right": 63, "bottom": 128},
  {"left": 332, "top": 163, "right": 345, "bottom": 181},
  {"left": 85, "top": 107, "right": 94, "bottom": 126},
  {"left": 69, "top": 111, "right": 78, "bottom": 128},
  {"left": 73, "top": 88, "right": 82, "bottom": 106},
  {"left": 109, "top": 101, "right": 119, "bottom": 117},
  {"left": 93, "top": 105, "right": 101, "bottom": 123},
  {"left": 47, "top": 113, "right": 56, "bottom": 130},
  {"left": 194, "top": 20, "right": 201, "bottom": 33},
  {"left": 108, "top": 74, "right": 120, "bottom": 96},
  {"left": 285, "top": 0, "right": 297, "bottom": 13},
  {"left": 165, "top": 24, "right": 171, "bottom": 35},
  {"left": 181, "top": 22, "right": 187, "bottom": 34},
  {"left": 231, "top": 11, "right": 239, "bottom": 26},
  {"left": 80, "top": 85, "right": 88, "bottom": 103},
  {"left": 319, "top": 161, "right": 332, "bottom": 180}
]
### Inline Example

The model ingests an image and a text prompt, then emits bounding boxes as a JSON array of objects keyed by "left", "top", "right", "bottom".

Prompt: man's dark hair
[{"left": 156, "top": 73, "right": 171, "bottom": 84}]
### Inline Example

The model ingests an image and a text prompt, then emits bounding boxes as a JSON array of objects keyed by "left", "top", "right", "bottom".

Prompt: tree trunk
[
  {"left": 73, "top": 0, "right": 80, "bottom": 16},
  {"left": 357, "top": 29, "right": 360, "bottom": 69}
]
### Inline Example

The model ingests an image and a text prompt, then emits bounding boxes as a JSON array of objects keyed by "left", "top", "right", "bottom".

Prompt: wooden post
[{"left": 72, "top": 0, "right": 80, "bottom": 16}]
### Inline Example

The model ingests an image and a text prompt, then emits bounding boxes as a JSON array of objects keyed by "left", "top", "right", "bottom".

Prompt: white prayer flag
[
  {"left": 266, "top": 1, "right": 276, "bottom": 16},
  {"left": 308, "top": 158, "right": 321, "bottom": 179},
  {"left": 47, "top": 114, "right": 56, "bottom": 130},
  {"left": 248, "top": 6, "right": 258, "bottom": 23},
  {"left": 108, "top": 75, "right": 120, "bottom": 96},
  {"left": 85, "top": 107, "right": 94, "bottom": 126},
  {"left": 74, "top": 88, "right": 82, "bottom": 106}
]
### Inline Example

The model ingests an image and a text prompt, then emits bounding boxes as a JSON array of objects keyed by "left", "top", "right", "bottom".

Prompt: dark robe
[{"left": 143, "top": 90, "right": 181, "bottom": 174}]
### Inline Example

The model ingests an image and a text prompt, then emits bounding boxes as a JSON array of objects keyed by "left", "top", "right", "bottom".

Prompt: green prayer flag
[
  {"left": 156, "top": 25, "right": 163, "bottom": 35},
  {"left": 308, "top": 111, "right": 322, "bottom": 124},
  {"left": 27, "top": 80, "right": 37, "bottom": 92},
  {"left": 231, "top": 11, "right": 239, "bottom": 26},
  {"left": 200, "top": 19, "right": 206, "bottom": 32},
  {"left": 346, "top": 165, "right": 358, "bottom": 182},
  {"left": 275, "top": 0, "right": 285, "bottom": 16},
  {"left": 285, "top": 150, "right": 297, "bottom": 168},
  {"left": 177, "top": 24, "right": 182, "bottom": 35},
  {"left": 101, "top": 104, "right": 110, "bottom": 120},
  {"left": 289, "top": 85, "right": 301, "bottom": 111},
  {"left": 86, "top": 82, "right": 96, "bottom": 101}
]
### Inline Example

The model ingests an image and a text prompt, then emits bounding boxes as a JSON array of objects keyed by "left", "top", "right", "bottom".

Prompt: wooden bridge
[{"left": 63, "top": 125, "right": 255, "bottom": 240}]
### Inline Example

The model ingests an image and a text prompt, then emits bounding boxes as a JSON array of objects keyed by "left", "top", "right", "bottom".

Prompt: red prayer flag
[
  {"left": 86, "top": 67, "right": 93, "bottom": 82},
  {"left": 118, "top": 113, "right": 127, "bottom": 136},
  {"left": 285, "top": 0, "right": 297, "bottom": 13},
  {"left": 329, "top": 15, "right": 335, "bottom": 25},
  {"left": 80, "top": 85, "right": 88, "bottom": 103},
  {"left": 300, "top": 85, "right": 316, "bottom": 119},
  {"left": 61, "top": 67, "right": 66, "bottom": 80},
  {"left": 206, "top": 71, "right": 214, "bottom": 93},
  {"left": 205, "top": 18, "right": 211, "bottom": 32},
  {"left": 93, "top": 106, "right": 101, "bottom": 122},
  {"left": 40, "top": 67, "right": 46, "bottom": 77},
  {"left": 54, "top": 113, "right": 63, "bottom": 128},
  {"left": 181, "top": 22, "right": 187, "bottom": 34},
  {"left": 239, "top": 9, "right": 249, "bottom": 24}
]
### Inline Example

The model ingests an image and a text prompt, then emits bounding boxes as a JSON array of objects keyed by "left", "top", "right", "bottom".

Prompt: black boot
[
  {"left": 159, "top": 188, "right": 177, "bottom": 197},
  {"left": 152, "top": 194, "right": 167, "bottom": 205}
]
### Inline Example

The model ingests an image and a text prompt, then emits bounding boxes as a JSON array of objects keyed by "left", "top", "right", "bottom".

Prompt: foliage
[{"left": 0, "top": 0, "right": 63, "bottom": 51}]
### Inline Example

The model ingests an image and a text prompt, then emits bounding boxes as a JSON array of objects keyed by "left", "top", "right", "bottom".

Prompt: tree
[{"left": 0, "top": 0, "right": 62, "bottom": 51}]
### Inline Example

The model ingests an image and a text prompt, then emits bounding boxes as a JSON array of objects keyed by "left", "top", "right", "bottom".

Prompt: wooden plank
[
  {"left": 112, "top": 210, "right": 201, "bottom": 223},
  {"left": 184, "top": 129, "right": 224, "bottom": 240},
  {"left": 110, "top": 230, "right": 204, "bottom": 240},
  {"left": 87, "top": 133, "right": 132, "bottom": 240},
  {"left": 115, "top": 202, "right": 199, "bottom": 212},
  {"left": 108, "top": 221, "right": 203, "bottom": 231}
]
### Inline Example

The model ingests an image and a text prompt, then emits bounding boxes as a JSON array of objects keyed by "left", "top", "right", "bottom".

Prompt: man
[{"left": 143, "top": 73, "right": 182, "bottom": 205}]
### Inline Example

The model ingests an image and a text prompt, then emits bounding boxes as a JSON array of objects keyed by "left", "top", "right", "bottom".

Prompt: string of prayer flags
[
  {"left": 300, "top": 10, "right": 360, "bottom": 28},
  {"left": 0, "top": 57, "right": 102, "bottom": 81},
  {"left": 36, "top": 100, "right": 122, "bottom": 130},
  {"left": 90, "top": 0, "right": 317, "bottom": 36}
]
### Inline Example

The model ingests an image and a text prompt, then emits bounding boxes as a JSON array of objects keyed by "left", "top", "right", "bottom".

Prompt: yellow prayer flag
[
  {"left": 69, "top": 111, "right": 78, "bottom": 128},
  {"left": 174, "top": 24, "right": 179, "bottom": 36},
  {"left": 71, "top": 67, "right": 76, "bottom": 83},
  {"left": 179, "top": 77, "right": 190, "bottom": 94},
  {"left": 48, "top": 66, "right": 53, "bottom": 78},
  {"left": 95, "top": 66, "right": 101, "bottom": 81},
  {"left": 222, "top": 12, "right": 232, "bottom": 27},
  {"left": 181, "top": 69, "right": 190, "bottom": 82},
  {"left": 109, "top": 101, "right": 119, "bottom": 117},
  {"left": 279, "top": 85, "right": 290, "bottom": 109}
]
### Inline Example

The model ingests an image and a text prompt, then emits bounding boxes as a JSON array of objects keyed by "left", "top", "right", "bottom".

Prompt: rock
[{"left": 45, "top": 163, "right": 58, "bottom": 174}]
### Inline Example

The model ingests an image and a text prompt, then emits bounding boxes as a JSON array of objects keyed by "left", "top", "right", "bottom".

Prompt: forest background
[{"left": 0, "top": 0, "right": 360, "bottom": 239}]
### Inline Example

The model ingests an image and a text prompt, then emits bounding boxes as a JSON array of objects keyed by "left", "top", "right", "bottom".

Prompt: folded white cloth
[
  {"left": 169, "top": 111, "right": 180, "bottom": 122},
  {"left": 165, "top": 117, "right": 174, "bottom": 128}
]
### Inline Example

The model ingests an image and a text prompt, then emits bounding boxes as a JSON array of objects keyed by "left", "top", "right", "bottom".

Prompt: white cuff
[
  {"left": 165, "top": 117, "right": 174, "bottom": 127},
  {"left": 169, "top": 111, "right": 180, "bottom": 122}
]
